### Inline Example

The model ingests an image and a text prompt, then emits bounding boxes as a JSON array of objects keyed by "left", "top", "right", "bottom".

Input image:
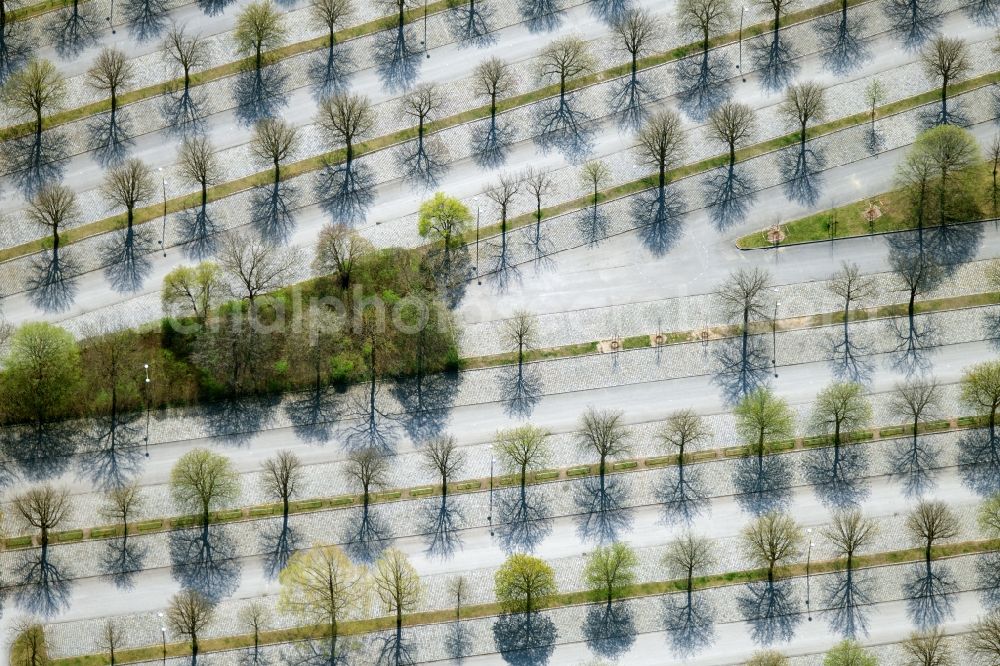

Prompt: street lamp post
[
  {"left": 157, "top": 613, "right": 167, "bottom": 664},
  {"left": 806, "top": 529, "right": 814, "bottom": 622},
  {"left": 738, "top": 5, "right": 746, "bottom": 82},
  {"left": 106, "top": 0, "right": 116, "bottom": 34},
  {"left": 143, "top": 363, "right": 151, "bottom": 457},
  {"left": 475, "top": 200, "right": 481, "bottom": 285},
  {"left": 424, "top": 0, "right": 430, "bottom": 58},
  {"left": 772, "top": 292, "right": 779, "bottom": 378},
  {"left": 157, "top": 168, "right": 167, "bottom": 257},
  {"left": 487, "top": 444, "right": 494, "bottom": 537}
]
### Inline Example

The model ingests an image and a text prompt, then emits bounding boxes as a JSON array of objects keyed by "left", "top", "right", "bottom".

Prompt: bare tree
[
  {"left": 709, "top": 101, "right": 756, "bottom": 173},
  {"left": 967, "top": 611, "right": 1000, "bottom": 663},
  {"left": 345, "top": 447, "right": 389, "bottom": 505},
  {"left": 906, "top": 499, "right": 958, "bottom": 565},
  {"left": 524, "top": 167, "right": 555, "bottom": 256},
  {"left": 578, "top": 159, "right": 610, "bottom": 244},
  {"left": 234, "top": 0, "right": 286, "bottom": 74},
  {"left": 752, "top": 0, "right": 800, "bottom": 91},
  {"left": 502, "top": 310, "right": 538, "bottom": 369},
  {"left": 101, "top": 158, "right": 155, "bottom": 233},
  {"left": 864, "top": 78, "right": 887, "bottom": 132},
  {"left": 238, "top": 601, "right": 271, "bottom": 663},
  {"left": 13, "top": 485, "right": 70, "bottom": 553},
  {"left": 3, "top": 58, "right": 65, "bottom": 144},
  {"left": 663, "top": 530, "right": 716, "bottom": 600},
  {"left": 901, "top": 627, "right": 954, "bottom": 666},
  {"left": 312, "top": 222, "right": 372, "bottom": 289},
  {"left": 87, "top": 47, "right": 135, "bottom": 164},
  {"left": 373, "top": 548, "right": 423, "bottom": 632},
  {"left": 448, "top": 575, "right": 468, "bottom": 619},
  {"left": 496, "top": 424, "right": 549, "bottom": 490},
  {"left": 485, "top": 171, "right": 522, "bottom": 281},
  {"left": 400, "top": 83, "right": 447, "bottom": 185},
  {"left": 536, "top": 36, "right": 595, "bottom": 155},
  {"left": 98, "top": 618, "right": 126, "bottom": 665},
  {"left": 676, "top": 0, "right": 733, "bottom": 117},
  {"left": 577, "top": 407, "right": 630, "bottom": 479},
  {"left": 317, "top": 92, "right": 375, "bottom": 165},
  {"left": 990, "top": 134, "right": 1000, "bottom": 216},
  {"left": 827, "top": 261, "right": 876, "bottom": 381},
  {"left": 823, "top": 509, "right": 877, "bottom": 571},
  {"left": 638, "top": 109, "right": 685, "bottom": 190},
  {"left": 178, "top": 135, "right": 222, "bottom": 214},
  {"left": 100, "top": 482, "right": 144, "bottom": 534},
  {"left": 251, "top": 117, "right": 299, "bottom": 185},
  {"left": 163, "top": 24, "right": 207, "bottom": 92},
  {"left": 27, "top": 184, "right": 78, "bottom": 254},
  {"left": 611, "top": 7, "right": 659, "bottom": 126},
  {"left": 778, "top": 82, "right": 827, "bottom": 205},
  {"left": 921, "top": 36, "right": 970, "bottom": 126},
  {"left": 742, "top": 511, "right": 802, "bottom": 583},
  {"left": 262, "top": 450, "right": 303, "bottom": 525},
  {"left": 537, "top": 35, "right": 594, "bottom": 100},
  {"left": 165, "top": 590, "right": 216, "bottom": 662},
  {"left": 472, "top": 57, "right": 515, "bottom": 165},
  {"left": 217, "top": 232, "right": 302, "bottom": 306},
  {"left": 780, "top": 81, "right": 826, "bottom": 147},
  {"left": 309, "top": 0, "right": 354, "bottom": 94},
  {"left": 420, "top": 435, "right": 466, "bottom": 497},
  {"left": 889, "top": 378, "right": 942, "bottom": 493}
]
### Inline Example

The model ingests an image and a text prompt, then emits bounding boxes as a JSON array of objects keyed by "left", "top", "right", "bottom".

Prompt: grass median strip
[
  {"left": 2, "top": 410, "right": 989, "bottom": 550},
  {"left": 45, "top": 536, "right": 1000, "bottom": 665},
  {"left": 0, "top": 0, "right": 877, "bottom": 265}
]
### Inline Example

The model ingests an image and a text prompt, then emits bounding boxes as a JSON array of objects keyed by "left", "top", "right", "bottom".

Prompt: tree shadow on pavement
[
  {"left": 749, "top": 30, "right": 797, "bottom": 93},
  {"left": 314, "top": 158, "right": 376, "bottom": 225},
  {"left": 470, "top": 116, "right": 515, "bottom": 169},
  {"left": 373, "top": 627, "right": 417, "bottom": 666},
  {"left": 177, "top": 205, "right": 219, "bottom": 260},
  {"left": 197, "top": 0, "right": 236, "bottom": 16},
  {"left": 498, "top": 363, "right": 542, "bottom": 419},
  {"left": 576, "top": 202, "right": 610, "bottom": 248},
  {"left": 533, "top": 96, "right": 593, "bottom": 163},
  {"left": 2, "top": 131, "right": 68, "bottom": 196},
  {"left": 374, "top": 24, "right": 420, "bottom": 93},
  {"left": 284, "top": 386, "right": 342, "bottom": 444},
  {"left": 77, "top": 413, "right": 144, "bottom": 491},
  {"left": 86, "top": 111, "right": 134, "bottom": 167},
  {"left": 101, "top": 534, "right": 149, "bottom": 589},
  {"left": 419, "top": 495, "right": 466, "bottom": 561},
  {"left": 657, "top": 462, "right": 710, "bottom": 524},
  {"left": 609, "top": 69, "right": 652, "bottom": 132},
  {"left": 393, "top": 368, "right": 460, "bottom": 443},
  {"left": 583, "top": 601, "right": 636, "bottom": 660},
  {"left": 447, "top": 0, "right": 495, "bottom": 47},
  {"left": 101, "top": 225, "right": 155, "bottom": 293},
  {"left": 202, "top": 395, "right": 279, "bottom": 447},
  {"left": 732, "top": 453, "right": 793, "bottom": 516},
  {"left": 11, "top": 547, "right": 72, "bottom": 617},
  {"left": 632, "top": 185, "right": 686, "bottom": 256},
  {"left": 676, "top": 51, "right": 731, "bottom": 122},
  {"left": 161, "top": 88, "right": 207, "bottom": 137},
  {"left": 2, "top": 421, "right": 80, "bottom": 481},
  {"left": 815, "top": 9, "right": 869, "bottom": 76},
  {"left": 884, "top": 0, "right": 942, "bottom": 51},
  {"left": 518, "top": 0, "right": 561, "bottom": 33},
  {"left": 889, "top": 430, "right": 941, "bottom": 497},
  {"left": 250, "top": 181, "right": 299, "bottom": 244},
  {"left": 346, "top": 383, "right": 399, "bottom": 455},
  {"left": 711, "top": 334, "right": 772, "bottom": 406},
  {"left": 46, "top": 2, "right": 100, "bottom": 58},
  {"left": 281, "top": 635, "right": 356, "bottom": 665},
  {"left": 234, "top": 66, "right": 290, "bottom": 126},
  {"left": 342, "top": 504, "right": 393, "bottom": 564},
  {"left": 444, "top": 621, "right": 473, "bottom": 663},
  {"left": 803, "top": 444, "right": 870, "bottom": 510},
  {"left": 122, "top": 0, "right": 169, "bottom": 40},
  {"left": 495, "top": 486, "right": 553, "bottom": 554},
  {"left": 26, "top": 248, "right": 80, "bottom": 313},
  {"left": 572, "top": 474, "right": 634, "bottom": 546},
  {"left": 977, "top": 550, "right": 1000, "bottom": 610},
  {"left": 261, "top": 519, "right": 303, "bottom": 579},
  {"left": 958, "top": 427, "right": 1000, "bottom": 497},
  {"left": 704, "top": 165, "right": 756, "bottom": 230},
  {"left": 905, "top": 561, "right": 957, "bottom": 630},
  {"left": 169, "top": 524, "right": 243, "bottom": 602},
  {"left": 826, "top": 322, "right": 874, "bottom": 385},
  {"left": 822, "top": 568, "right": 873, "bottom": 639},
  {"left": 492, "top": 612, "right": 558, "bottom": 666},
  {"left": 779, "top": 143, "right": 826, "bottom": 207},
  {"left": 662, "top": 592, "right": 715, "bottom": 657},
  {"left": 737, "top": 579, "right": 801, "bottom": 646},
  {"left": 308, "top": 43, "right": 353, "bottom": 99}
]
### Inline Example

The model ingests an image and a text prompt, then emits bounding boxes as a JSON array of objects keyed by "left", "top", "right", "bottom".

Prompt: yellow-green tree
[{"left": 494, "top": 553, "right": 557, "bottom": 614}]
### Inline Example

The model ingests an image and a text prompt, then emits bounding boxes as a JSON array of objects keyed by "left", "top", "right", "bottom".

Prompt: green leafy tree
[
  {"left": 583, "top": 542, "right": 638, "bottom": 604},
  {"left": 161, "top": 262, "right": 223, "bottom": 322},
  {"left": 823, "top": 639, "right": 877, "bottom": 665},
  {"left": 495, "top": 424, "right": 549, "bottom": 490},
  {"left": 2, "top": 59, "right": 65, "bottom": 143},
  {"left": 169, "top": 448, "right": 240, "bottom": 527},
  {"left": 734, "top": 387, "right": 794, "bottom": 462},
  {"left": 961, "top": 360, "right": 1000, "bottom": 446},
  {"left": 417, "top": 192, "right": 472, "bottom": 262},
  {"left": 373, "top": 548, "right": 422, "bottom": 632},
  {"left": 234, "top": 0, "right": 286, "bottom": 73},
  {"left": 746, "top": 651, "right": 789, "bottom": 666},
  {"left": 1, "top": 322, "right": 82, "bottom": 425},
  {"left": 494, "top": 553, "right": 557, "bottom": 614},
  {"left": 810, "top": 381, "right": 872, "bottom": 448},
  {"left": 278, "top": 544, "right": 365, "bottom": 662}
]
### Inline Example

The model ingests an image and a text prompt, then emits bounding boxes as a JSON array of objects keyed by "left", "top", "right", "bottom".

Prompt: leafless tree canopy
[
  {"left": 420, "top": 435, "right": 466, "bottom": 492},
  {"left": 968, "top": 612, "right": 1000, "bottom": 662},
  {"left": 373, "top": 548, "right": 423, "bottom": 627},
  {"left": 251, "top": 117, "right": 299, "bottom": 175},
  {"left": 163, "top": 24, "right": 208, "bottom": 83},
  {"left": 97, "top": 618, "right": 126, "bottom": 663},
  {"left": 262, "top": 450, "right": 303, "bottom": 505},
  {"left": 27, "top": 184, "right": 79, "bottom": 235},
  {"left": 311, "top": 0, "right": 354, "bottom": 38},
  {"left": 779, "top": 81, "right": 827, "bottom": 137},
  {"left": 218, "top": 232, "right": 303, "bottom": 303},
  {"left": 345, "top": 447, "right": 389, "bottom": 500},
  {"left": 473, "top": 56, "right": 515, "bottom": 105},
  {"left": 828, "top": 261, "right": 876, "bottom": 307},
  {"left": 901, "top": 628, "right": 954, "bottom": 666},
  {"left": 101, "top": 158, "right": 156, "bottom": 215},
  {"left": 663, "top": 530, "right": 716, "bottom": 581},
  {"left": 87, "top": 48, "right": 135, "bottom": 100},
  {"left": 537, "top": 35, "right": 595, "bottom": 92},
  {"left": 678, "top": 0, "right": 734, "bottom": 44},
  {"left": 312, "top": 222, "right": 372, "bottom": 288},
  {"left": 717, "top": 267, "right": 772, "bottom": 325},
  {"left": 166, "top": 589, "right": 216, "bottom": 647},
  {"left": 177, "top": 135, "right": 222, "bottom": 191},
  {"left": 890, "top": 378, "right": 942, "bottom": 424},
  {"left": 637, "top": 109, "right": 686, "bottom": 178},
  {"left": 906, "top": 499, "right": 959, "bottom": 552},
  {"left": 614, "top": 7, "right": 659, "bottom": 61},
  {"left": 101, "top": 482, "right": 144, "bottom": 527},
  {"left": 708, "top": 101, "right": 757, "bottom": 157},
  {"left": 577, "top": 407, "right": 631, "bottom": 467},
  {"left": 317, "top": 92, "right": 376, "bottom": 151},
  {"left": 658, "top": 409, "right": 711, "bottom": 454},
  {"left": 920, "top": 36, "right": 971, "bottom": 85},
  {"left": 402, "top": 82, "right": 444, "bottom": 126},
  {"left": 822, "top": 509, "right": 877, "bottom": 563},
  {"left": 13, "top": 484, "right": 71, "bottom": 537},
  {"left": 501, "top": 310, "right": 538, "bottom": 360},
  {"left": 742, "top": 511, "right": 802, "bottom": 575},
  {"left": 486, "top": 171, "right": 522, "bottom": 219}
]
